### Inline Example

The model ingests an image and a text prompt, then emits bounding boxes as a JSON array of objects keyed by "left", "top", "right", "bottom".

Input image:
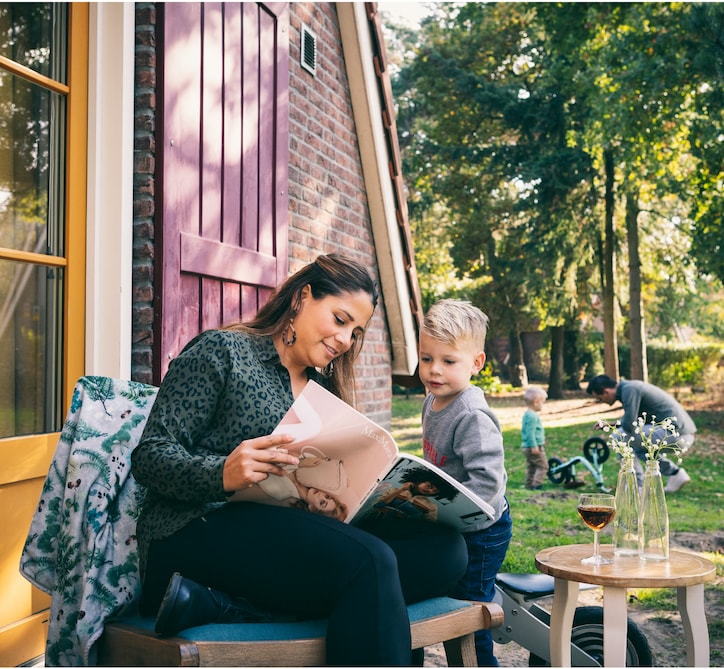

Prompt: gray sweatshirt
[
  {"left": 421, "top": 385, "right": 508, "bottom": 531},
  {"left": 617, "top": 380, "right": 696, "bottom": 437}
]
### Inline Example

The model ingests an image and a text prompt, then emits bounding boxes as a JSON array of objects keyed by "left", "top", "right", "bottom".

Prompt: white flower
[
  {"left": 632, "top": 413, "right": 683, "bottom": 463},
  {"left": 597, "top": 418, "right": 636, "bottom": 459},
  {"left": 596, "top": 414, "right": 682, "bottom": 463}
]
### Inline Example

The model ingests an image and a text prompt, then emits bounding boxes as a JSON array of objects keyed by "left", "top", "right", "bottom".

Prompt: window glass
[
  {"left": 0, "top": 259, "right": 63, "bottom": 437},
  {"left": 0, "top": 2, "right": 67, "bottom": 437},
  {"left": 0, "top": 72, "right": 63, "bottom": 255},
  {"left": 0, "top": 4, "right": 65, "bottom": 82}
]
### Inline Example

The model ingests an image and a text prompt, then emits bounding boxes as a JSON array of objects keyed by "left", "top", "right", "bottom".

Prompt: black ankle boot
[{"left": 154, "top": 572, "right": 291, "bottom": 636}]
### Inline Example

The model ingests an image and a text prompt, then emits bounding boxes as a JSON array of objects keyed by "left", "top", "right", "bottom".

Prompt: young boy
[
  {"left": 418, "top": 299, "right": 511, "bottom": 667},
  {"left": 521, "top": 386, "right": 549, "bottom": 490}
]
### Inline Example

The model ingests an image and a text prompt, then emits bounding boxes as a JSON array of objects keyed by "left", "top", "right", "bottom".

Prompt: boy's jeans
[{"left": 450, "top": 505, "right": 513, "bottom": 667}]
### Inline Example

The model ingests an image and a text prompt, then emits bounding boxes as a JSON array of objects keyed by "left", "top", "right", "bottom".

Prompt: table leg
[
  {"left": 550, "top": 578, "right": 579, "bottom": 667},
  {"left": 678, "top": 584, "right": 709, "bottom": 667},
  {"left": 602, "top": 586, "right": 628, "bottom": 667}
]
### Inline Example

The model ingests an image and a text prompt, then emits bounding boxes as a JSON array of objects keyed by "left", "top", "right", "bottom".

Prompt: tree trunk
[
  {"left": 603, "top": 149, "right": 619, "bottom": 379},
  {"left": 563, "top": 326, "right": 582, "bottom": 390},
  {"left": 626, "top": 189, "right": 648, "bottom": 381},
  {"left": 548, "top": 326, "right": 564, "bottom": 399},
  {"left": 507, "top": 329, "right": 528, "bottom": 387}
]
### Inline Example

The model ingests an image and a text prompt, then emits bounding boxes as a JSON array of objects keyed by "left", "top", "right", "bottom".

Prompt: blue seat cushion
[{"left": 114, "top": 597, "right": 472, "bottom": 643}]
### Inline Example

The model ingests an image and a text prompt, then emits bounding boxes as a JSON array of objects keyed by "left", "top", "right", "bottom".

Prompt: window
[
  {"left": 0, "top": 6, "right": 86, "bottom": 662},
  {"left": 0, "top": 3, "right": 78, "bottom": 437}
]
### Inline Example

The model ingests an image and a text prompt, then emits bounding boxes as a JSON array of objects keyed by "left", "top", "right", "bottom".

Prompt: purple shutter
[{"left": 156, "top": 2, "right": 289, "bottom": 378}]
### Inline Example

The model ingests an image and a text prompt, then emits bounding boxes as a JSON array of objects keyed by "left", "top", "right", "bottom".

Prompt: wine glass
[{"left": 577, "top": 493, "right": 615, "bottom": 565}]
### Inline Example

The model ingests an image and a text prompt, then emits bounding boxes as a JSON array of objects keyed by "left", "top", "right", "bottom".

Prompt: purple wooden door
[{"left": 156, "top": 2, "right": 289, "bottom": 379}]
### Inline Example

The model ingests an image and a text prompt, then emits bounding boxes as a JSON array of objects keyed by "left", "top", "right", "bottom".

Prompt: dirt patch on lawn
[{"left": 488, "top": 384, "right": 724, "bottom": 430}]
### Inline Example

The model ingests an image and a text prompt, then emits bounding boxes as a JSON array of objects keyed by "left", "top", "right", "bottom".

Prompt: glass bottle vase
[
  {"left": 639, "top": 459, "right": 669, "bottom": 561},
  {"left": 613, "top": 456, "right": 640, "bottom": 557}
]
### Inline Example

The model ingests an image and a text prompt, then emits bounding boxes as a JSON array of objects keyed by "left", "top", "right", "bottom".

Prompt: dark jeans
[
  {"left": 141, "top": 502, "right": 468, "bottom": 666},
  {"left": 450, "top": 506, "right": 513, "bottom": 667}
]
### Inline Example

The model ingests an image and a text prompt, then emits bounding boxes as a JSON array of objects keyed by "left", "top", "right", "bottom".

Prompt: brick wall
[
  {"left": 287, "top": 3, "right": 392, "bottom": 424},
  {"left": 130, "top": 2, "right": 392, "bottom": 424},
  {"left": 132, "top": 3, "right": 157, "bottom": 386}
]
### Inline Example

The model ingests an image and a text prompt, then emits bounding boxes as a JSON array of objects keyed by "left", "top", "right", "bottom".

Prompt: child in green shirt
[{"left": 521, "top": 386, "right": 548, "bottom": 490}]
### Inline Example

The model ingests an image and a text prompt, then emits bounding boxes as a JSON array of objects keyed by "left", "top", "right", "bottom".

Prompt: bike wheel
[
  {"left": 583, "top": 437, "right": 610, "bottom": 465},
  {"left": 528, "top": 605, "right": 653, "bottom": 667},
  {"left": 546, "top": 457, "right": 569, "bottom": 484}
]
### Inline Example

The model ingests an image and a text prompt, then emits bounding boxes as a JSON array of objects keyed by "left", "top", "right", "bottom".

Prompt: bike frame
[
  {"left": 492, "top": 577, "right": 600, "bottom": 666},
  {"left": 549, "top": 454, "right": 612, "bottom": 492}
]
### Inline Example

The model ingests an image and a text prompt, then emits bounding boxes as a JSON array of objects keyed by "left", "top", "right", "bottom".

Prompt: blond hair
[
  {"left": 421, "top": 299, "right": 489, "bottom": 350},
  {"left": 524, "top": 386, "right": 548, "bottom": 405}
]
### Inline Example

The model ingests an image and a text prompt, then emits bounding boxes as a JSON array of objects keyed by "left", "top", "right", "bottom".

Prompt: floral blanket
[{"left": 19, "top": 376, "right": 158, "bottom": 666}]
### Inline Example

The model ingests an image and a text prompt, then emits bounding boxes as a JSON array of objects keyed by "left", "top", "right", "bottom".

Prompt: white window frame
[{"left": 85, "top": 2, "right": 136, "bottom": 378}]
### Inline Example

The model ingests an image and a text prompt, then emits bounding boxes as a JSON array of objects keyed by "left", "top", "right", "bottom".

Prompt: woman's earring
[
  {"left": 282, "top": 319, "right": 297, "bottom": 346},
  {"left": 322, "top": 360, "right": 334, "bottom": 378}
]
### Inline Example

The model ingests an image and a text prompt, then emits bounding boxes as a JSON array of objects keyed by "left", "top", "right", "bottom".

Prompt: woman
[{"left": 131, "top": 254, "right": 468, "bottom": 666}]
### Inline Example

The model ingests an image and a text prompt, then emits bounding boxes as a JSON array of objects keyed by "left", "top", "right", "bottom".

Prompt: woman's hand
[{"left": 223, "top": 433, "right": 299, "bottom": 492}]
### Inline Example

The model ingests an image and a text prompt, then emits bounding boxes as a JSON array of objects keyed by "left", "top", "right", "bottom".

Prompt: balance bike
[{"left": 546, "top": 437, "right": 612, "bottom": 493}]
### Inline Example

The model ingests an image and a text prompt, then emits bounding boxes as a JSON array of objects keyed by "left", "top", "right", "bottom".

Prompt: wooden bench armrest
[
  {"left": 479, "top": 600, "right": 505, "bottom": 629},
  {"left": 410, "top": 600, "right": 504, "bottom": 650}
]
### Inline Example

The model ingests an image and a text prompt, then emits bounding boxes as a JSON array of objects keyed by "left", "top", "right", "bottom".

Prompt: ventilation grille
[{"left": 301, "top": 25, "right": 317, "bottom": 76}]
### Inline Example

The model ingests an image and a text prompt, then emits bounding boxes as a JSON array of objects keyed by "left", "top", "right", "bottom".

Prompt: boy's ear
[{"left": 472, "top": 351, "right": 486, "bottom": 374}]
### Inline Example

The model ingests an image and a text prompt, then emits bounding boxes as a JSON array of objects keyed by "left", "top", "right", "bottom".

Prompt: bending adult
[
  {"left": 131, "top": 254, "right": 468, "bottom": 666},
  {"left": 586, "top": 374, "right": 695, "bottom": 492}
]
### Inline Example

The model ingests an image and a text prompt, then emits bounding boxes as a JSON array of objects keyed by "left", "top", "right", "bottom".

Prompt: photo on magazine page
[
  {"left": 229, "top": 381, "right": 398, "bottom": 521},
  {"left": 351, "top": 455, "right": 496, "bottom": 531}
]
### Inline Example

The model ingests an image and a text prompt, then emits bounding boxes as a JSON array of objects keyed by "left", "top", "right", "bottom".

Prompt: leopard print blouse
[{"left": 131, "top": 329, "right": 325, "bottom": 577}]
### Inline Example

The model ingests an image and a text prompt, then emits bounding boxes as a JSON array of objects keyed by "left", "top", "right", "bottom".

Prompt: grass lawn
[{"left": 391, "top": 387, "right": 724, "bottom": 664}]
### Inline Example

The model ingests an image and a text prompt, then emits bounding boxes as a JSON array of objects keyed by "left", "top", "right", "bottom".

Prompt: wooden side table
[{"left": 535, "top": 544, "right": 716, "bottom": 667}]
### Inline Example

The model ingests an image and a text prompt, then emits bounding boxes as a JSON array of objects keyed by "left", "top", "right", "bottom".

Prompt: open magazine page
[
  {"left": 230, "top": 381, "right": 397, "bottom": 521},
  {"left": 351, "top": 453, "right": 496, "bottom": 531}
]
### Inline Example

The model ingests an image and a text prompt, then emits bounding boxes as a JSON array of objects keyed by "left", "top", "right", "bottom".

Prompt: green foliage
[
  {"left": 618, "top": 343, "right": 723, "bottom": 387},
  {"left": 394, "top": 2, "right": 599, "bottom": 342},
  {"left": 471, "top": 367, "right": 514, "bottom": 395},
  {"left": 579, "top": 331, "right": 605, "bottom": 381},
  {"left": 684, "top": 4, "right": 724, "bottom": 285},
  {"left": 386, "top": 2, "right": 724, "bottom": 353},
  {"left": 648, "top": 344, "right": 723, "bottom": 388}
]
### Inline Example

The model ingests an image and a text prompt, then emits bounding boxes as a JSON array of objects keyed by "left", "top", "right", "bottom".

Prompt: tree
[
  {"left": 394, "top": 3, "right": 598, "bottom": 391},
  {"left": 625, "top": 190, "right": 647, "bottom": 380},
  {"left": 387, "top": 2, "right": 724, "bottom": 391},
  {"left": 555, "top": 3, "right": 723, "bottom": 375},
  {"left": 685, "top": 4, "right": 724, "bottom": 285}
]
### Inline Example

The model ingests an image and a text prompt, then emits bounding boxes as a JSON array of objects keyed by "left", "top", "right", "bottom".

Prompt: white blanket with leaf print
[{"left": 20, "top": 376, "right": 158, "bottom": 666}]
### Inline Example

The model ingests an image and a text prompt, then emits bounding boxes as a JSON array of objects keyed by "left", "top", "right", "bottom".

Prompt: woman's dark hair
[
  {"left": 400, "top": 467, "right": 459, "bottom": 502},
  {"left": 226, "top": 254, "right": 378, "bottom": 404}
]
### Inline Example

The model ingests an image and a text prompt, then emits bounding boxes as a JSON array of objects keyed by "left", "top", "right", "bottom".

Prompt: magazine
[{"left": 230, "top": 380, "right": 495, "bottom": 530}]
